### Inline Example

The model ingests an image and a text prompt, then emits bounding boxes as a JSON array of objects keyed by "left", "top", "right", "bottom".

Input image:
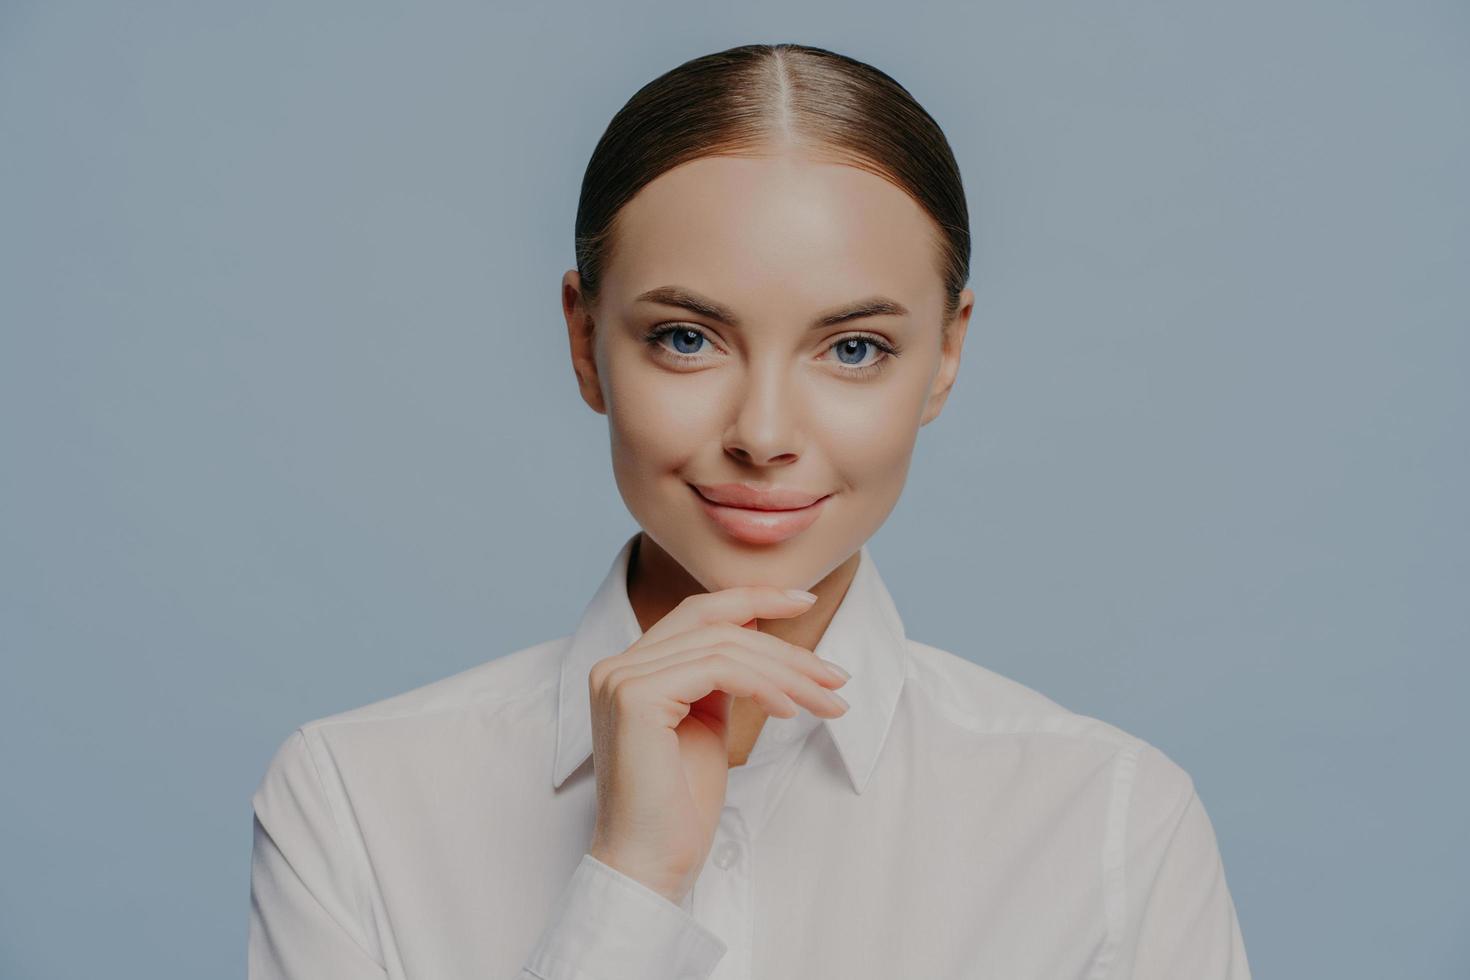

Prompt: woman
[{"left": 248, "top": 43, "right": 1251, "bottom": 979}]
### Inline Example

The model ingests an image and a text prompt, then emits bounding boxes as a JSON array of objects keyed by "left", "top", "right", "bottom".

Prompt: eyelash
[{"left": 641, "top": 323, "right": 901, "bottom": 379}]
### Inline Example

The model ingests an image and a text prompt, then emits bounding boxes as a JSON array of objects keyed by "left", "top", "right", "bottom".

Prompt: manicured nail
[{"left": 784, "top": 589, "right": 818, "bottom": 603}]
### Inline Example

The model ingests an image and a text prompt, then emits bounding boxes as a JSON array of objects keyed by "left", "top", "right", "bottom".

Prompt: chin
[{"left": 691, "top": 531, "right": 842, "bottom": 594}]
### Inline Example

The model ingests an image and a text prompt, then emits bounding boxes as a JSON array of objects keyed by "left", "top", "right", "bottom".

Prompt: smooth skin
[{"left": 562, "top": 147, "right": 974, "bottom": 904}]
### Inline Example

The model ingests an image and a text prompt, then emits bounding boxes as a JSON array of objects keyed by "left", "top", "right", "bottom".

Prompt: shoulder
[
  {"left": 902, "top": 637, "right": 1135, "bottom": 745},
  {"left": 902, "top": 637, "right": 1195, "bottom": 791},
  {"left": 252, "top": 636, "right": 571, "bottom": 806},
  {"left": 299, "top": 634, "right": 571, "bottom": 734}
]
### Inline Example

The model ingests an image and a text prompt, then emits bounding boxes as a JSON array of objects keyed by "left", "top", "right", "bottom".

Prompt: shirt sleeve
[
  {"left": 249, "top": 728, "right": 387, "bottom": 979},
  {"left": 248, "top": 727, "right": 727, "bottom": 980},
  {"left": 1105, "top": 744, "right": 1252, "bottom": 980},
  {"left": 520, "top": 852, "right": 728, "bottom": 980}
]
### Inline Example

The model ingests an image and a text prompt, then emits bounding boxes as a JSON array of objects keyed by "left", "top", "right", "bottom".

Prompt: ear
[
  {"left": 562, "top": 270, "right": 607, "bottom": 415},
  {"left": 919, "top": 286, "right": 974, "bottom": 428}
]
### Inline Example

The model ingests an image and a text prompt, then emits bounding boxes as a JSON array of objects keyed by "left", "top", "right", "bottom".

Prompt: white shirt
[{"left": 248, "top": 532, "right": 1251, "bottom": 979}]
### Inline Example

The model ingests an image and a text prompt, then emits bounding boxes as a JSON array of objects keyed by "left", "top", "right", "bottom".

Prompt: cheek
[
  {"left": 605, "top": 368, "right": 715, "bottom": 469},
  {"left": 809, "top": 382, "right": 924, "bottom": 486},
  {"left": 603, "top": 368, "right": 723, "bottom": 539}
]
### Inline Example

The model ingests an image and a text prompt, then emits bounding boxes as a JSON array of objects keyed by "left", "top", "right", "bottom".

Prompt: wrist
[{"left": 586, "top": 846, "right": 689, "bottom": 906}]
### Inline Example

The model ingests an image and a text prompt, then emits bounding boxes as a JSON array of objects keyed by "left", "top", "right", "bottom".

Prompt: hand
[{"left": 584, "top": 586, "right": 851, "bottom": 906}]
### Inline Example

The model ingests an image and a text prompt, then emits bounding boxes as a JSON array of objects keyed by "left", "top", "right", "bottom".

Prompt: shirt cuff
[{"left": 522, "top": 852, "right": 728, "bottom": 980}]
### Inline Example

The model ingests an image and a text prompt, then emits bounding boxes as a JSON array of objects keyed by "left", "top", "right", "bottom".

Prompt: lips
[
  {"left": 689, "top": 483, "right": 832, "bottom": 545},
  {"left": 691, "top": 482, "right": 830, "bottom": 510}
]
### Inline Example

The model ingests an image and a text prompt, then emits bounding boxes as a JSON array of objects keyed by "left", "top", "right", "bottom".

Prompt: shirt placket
[
  {"left": 689, "top": 713, "right": 818, "bottom": 980},
  {"left": 691, "top": 805, "right": 754, "bottom": 980}
]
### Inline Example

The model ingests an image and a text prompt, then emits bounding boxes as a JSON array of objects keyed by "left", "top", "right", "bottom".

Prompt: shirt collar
[{"left": 552, "top": 532, "right": 910, "bottom": 795}]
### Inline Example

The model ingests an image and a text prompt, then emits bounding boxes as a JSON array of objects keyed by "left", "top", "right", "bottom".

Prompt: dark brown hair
[{"left": 574, "top": 43, "right": 971, "bottom": 324}]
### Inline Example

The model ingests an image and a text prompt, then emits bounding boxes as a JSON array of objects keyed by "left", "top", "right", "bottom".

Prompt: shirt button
[{"left": 712, "top": 840, "right": 742, "bottom": 870}]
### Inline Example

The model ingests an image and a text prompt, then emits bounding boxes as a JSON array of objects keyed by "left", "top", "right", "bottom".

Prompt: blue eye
[
  {"left": 643, "top": 323, "right": 900, "bottom": 379},
  {"left": 665, "top": 327, "right": 706, "bottom": 356},
  {"left": 834, "top": 337, "right": 877, "bottom": 366}
]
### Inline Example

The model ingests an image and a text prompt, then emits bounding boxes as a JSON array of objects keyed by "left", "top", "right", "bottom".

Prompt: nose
[{"left": 722, "top": 362, "right": 803, "bottom": 466}]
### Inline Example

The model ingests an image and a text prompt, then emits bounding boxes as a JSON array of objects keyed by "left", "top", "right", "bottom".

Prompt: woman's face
[{"left": 562, "top": 151, "right": 973, "bottom": 593}]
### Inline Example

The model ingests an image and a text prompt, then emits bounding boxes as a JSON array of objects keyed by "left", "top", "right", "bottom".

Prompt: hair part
[{"left": 574, "top": 43, "right": 971, "bottom": 325}]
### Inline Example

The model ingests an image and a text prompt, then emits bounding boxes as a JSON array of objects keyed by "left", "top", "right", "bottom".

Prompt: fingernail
[{"left": 784, "top": 589, "right": 818, "bottom": 604}]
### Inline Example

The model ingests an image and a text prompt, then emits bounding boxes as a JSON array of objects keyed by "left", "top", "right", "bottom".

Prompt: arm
[
  {"left": 1104, "top": 745, "right": 1252, "bottom": 980},
  {"left": 247, "top": 728, "right": 727, "bottom": 980},
  {"left": 521, "top": 852, "right": 727, "bottom": 980},
  {"left": 248, "top": 729, "right": 386, "bottom": 978}
]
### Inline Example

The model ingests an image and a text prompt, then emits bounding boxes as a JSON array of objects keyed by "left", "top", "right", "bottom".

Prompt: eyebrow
[{"left": 633, "top": 285, "right": 910, "bottom": 330}]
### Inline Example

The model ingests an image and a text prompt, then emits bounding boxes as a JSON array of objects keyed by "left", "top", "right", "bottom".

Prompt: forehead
[{"left": 603, "top": 154, "right": 945, "bottom": 319}]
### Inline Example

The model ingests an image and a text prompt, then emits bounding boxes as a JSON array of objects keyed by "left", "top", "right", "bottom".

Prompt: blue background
[{"left": 2, "top": 2, "right": 1466, "bottom": 977}]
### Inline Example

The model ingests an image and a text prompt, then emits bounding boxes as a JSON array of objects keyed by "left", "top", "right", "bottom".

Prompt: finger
[
  {"left": 636, "top": 586, "right": 817, "bottom": 649},
  {"left": 609, "top": 621, "right": 848, "bottom": 689},
  {"left": 612, "top": 643, "right": 848, "bottom": 719},
  {"left": 613, "top": 652, "right": 805, "bottom": 722}
]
